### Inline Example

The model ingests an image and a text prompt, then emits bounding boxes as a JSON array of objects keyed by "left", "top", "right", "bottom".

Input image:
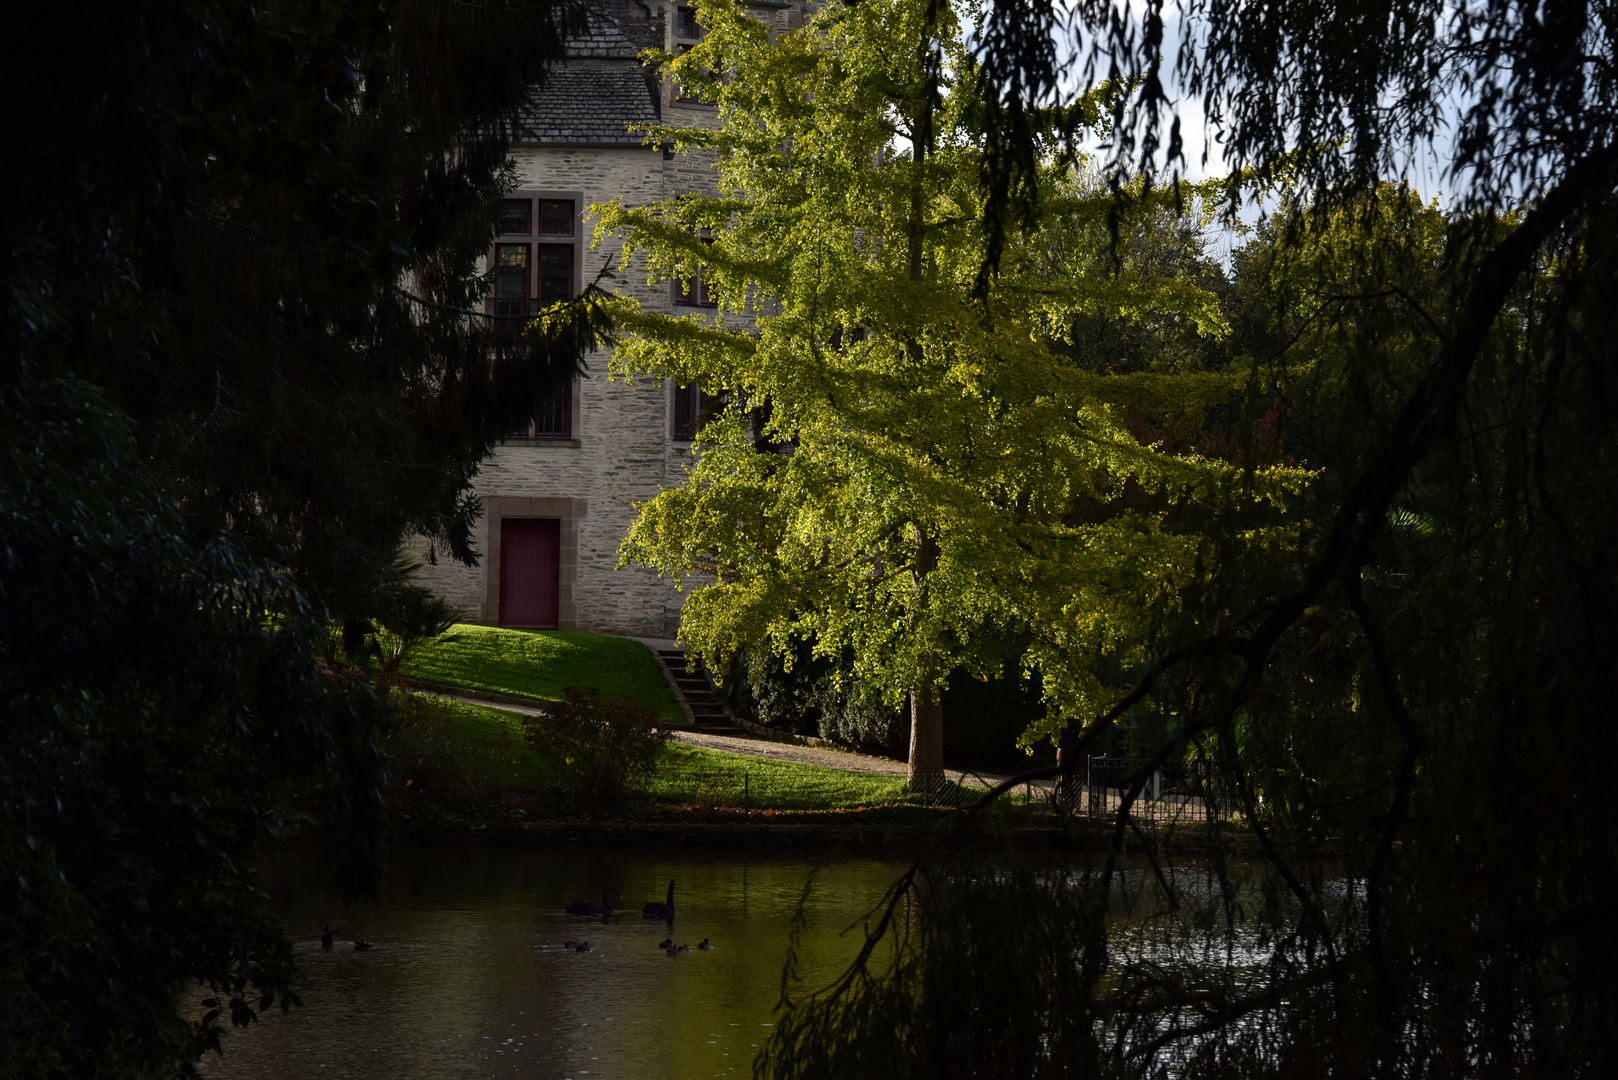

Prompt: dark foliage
[
  {"left": 0, "top": 376, "right": 388, "bottom": 1074},
  {"left": 975, "top": 0, "right": 1618, "bottom": 237},
  {"left": 940, "top": 667, "right": 1048, "bottom": 774},
  {"left": 2, "top": 0, "right": 608, "bottom": 620},
  {"left": 1, "top": 0, "right": 604, "bottom": 1074},
  {"left": 727, "top": 641, "right": 830, "bottom": 739}
]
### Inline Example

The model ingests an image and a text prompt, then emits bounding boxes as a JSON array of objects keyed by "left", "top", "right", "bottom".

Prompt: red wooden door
[{"left": 499, "top": 518, "right": 560, "bottom": 628}]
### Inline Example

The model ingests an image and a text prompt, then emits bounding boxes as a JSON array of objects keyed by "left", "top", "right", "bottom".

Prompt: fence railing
[{"left": 1056, "top": 756, "right": 1238, "bottom": 825}]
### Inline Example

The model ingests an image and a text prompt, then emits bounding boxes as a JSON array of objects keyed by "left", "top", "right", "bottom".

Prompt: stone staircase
[{"left": 656, "top": 647, "right": 740, "bottom": 733}]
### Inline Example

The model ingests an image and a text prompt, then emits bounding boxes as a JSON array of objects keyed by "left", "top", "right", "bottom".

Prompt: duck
[
  {"left": 658, "top": 938, "right": 674, "bottom": 949},
  {"left": 643, "top": 880, "right": 676, "bottom": 921},
  {"left": 697, "top": 938, "right": 714, "bottom": 950},
  {"left": 574, "top": 941, "right": 591, "bottom": 953},
  {"left": 353, "top": 940, "right": 373, "bottom": 952},
  {"left": 566, "top": 889, "right": 622, "bottom": 917},
  {"left": 320, "top": 924, "right": 334, "bottom": 952}
]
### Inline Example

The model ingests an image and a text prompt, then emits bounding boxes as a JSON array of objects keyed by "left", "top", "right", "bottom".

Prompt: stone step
[{"left": 654, "top": 646, "right": 730, "bottom": 729}]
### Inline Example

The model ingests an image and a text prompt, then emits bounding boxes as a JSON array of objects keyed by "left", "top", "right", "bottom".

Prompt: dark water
[{"left": 201, "top": 839, "right": 909, "bottom": 1080}]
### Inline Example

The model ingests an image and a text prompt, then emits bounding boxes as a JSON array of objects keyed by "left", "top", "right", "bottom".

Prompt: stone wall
[
  {"left": 412, "top": 138, "right": 709, "bottom": 637},
  {"left": 412, "top": 1, "right": 786, "bottom": 638}
]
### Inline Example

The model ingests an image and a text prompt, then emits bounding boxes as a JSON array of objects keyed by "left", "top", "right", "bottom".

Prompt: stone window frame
[
  {"left": 674, "top": 5, "right": 705, "bottom": 40},
  {"left": 670, "top": 379, "right": 722, "bottom": 443},
  {"left": 671, "top": 226, "right": 719, "bottom": 309},
  {"left": 672, "top": 5, "right": 718, "bottom": 107},
  {"left": 482, "top": 495, "right": 587, "bottom": 629},
  {"left": 493, "top": 189, "right": 587, "bottom": 444}
]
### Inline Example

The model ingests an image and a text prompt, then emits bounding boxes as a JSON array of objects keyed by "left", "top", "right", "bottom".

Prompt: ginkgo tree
[{"left": 590, "top": 0, "right": 1308, "bottom": 785}]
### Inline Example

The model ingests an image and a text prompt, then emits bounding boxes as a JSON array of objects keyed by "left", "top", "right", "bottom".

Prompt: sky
[{"left": 1000, "top": 1, "right": 1463, "bottom": 260}]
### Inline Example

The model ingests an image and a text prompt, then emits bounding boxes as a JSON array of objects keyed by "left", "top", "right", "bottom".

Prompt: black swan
[
  {"left": 353, "top": 940, "right": 373, "bottom": 952},
  {"left": 697, "top": 938, "right": 714, "bottom": 950},
  {"left": 320, "top": 924, "right": 334, "bottom": 952},
  {"left": 665, "top": 943, "right": 690, "bottom": 955},
  {"left": 574, "top": 941, "right": 591, "bottom": 952},
  {"left": 643, "top": 880, "right": 676, "bottom": 920},
  {"left": 566, "top": 889, "right": 621, "bottom": 917},
  {"left": 658, "top": 938, "right": 673, "bottom": 949}
]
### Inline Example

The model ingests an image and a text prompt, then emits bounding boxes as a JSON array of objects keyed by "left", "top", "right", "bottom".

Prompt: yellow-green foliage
[{"left": 592, "top": 0, "right": 1312, "bottom": 749}]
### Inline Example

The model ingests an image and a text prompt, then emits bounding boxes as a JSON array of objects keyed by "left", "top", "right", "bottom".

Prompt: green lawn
[
  {"left": 645, "top": 743, "right": 911, "bottom": 811},
  {"left": 385, "top": 695, "right": 566, "bottom": 795},
  {"left": 402, "top": 624, "right": 685, "bottom": 725},
  {"left": 396, "top": 694, "right": 925, "bottom": 811}
]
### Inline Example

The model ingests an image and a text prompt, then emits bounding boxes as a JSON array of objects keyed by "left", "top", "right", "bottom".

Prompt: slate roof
[
  {"left": 566, "top": 8, "right": 647, "bottom": 60},
  {"left": 617, "top": 18, "right": 661, "bottom": 49},
  {"left": 514, "top": 6, "right": 662, "bottom": 145},
  {"left": 517, "top": 66, "right": 659, "bottom": 145}
]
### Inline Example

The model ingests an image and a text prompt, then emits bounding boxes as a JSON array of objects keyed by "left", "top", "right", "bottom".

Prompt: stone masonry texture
[{"left": 413, "top": 2, "right": 811, "bottom": 637}]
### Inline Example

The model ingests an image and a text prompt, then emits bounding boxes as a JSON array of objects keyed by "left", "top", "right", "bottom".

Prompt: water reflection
[{"left": 202, "top": 839, "right": 908, "bottom": 1080}]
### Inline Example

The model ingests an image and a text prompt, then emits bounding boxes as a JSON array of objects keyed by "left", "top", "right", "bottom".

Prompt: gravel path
[
  {"left": 667, "top": 729, "right": 1026, "bottom": 788},
  {"left": 422, "top": 689, "right": 1036, "bottom": 790}
]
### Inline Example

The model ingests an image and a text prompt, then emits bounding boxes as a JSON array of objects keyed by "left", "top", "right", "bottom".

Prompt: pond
[{"left": 201, "top": 839, "right": 911, "bottom": 1080}]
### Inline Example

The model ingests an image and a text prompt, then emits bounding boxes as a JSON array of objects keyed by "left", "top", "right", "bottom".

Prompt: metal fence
[{"left": 1056, "top": 756, "right": 1238, "bottom": 825}]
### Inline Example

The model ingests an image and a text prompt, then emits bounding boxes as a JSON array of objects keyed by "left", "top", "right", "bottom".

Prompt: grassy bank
[
  {"left": 401, "top": 625, "right": 684, "bottom": 725},
  {"left": 383, "top": 694, "right": 981, "bottom": 828},
  {"left": 647, "top": 743, "right": 909, "bottom": 810}
]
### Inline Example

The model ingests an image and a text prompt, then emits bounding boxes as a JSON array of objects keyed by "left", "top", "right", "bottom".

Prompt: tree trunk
[
  {"left": 900, "top": 29, "right": 944, "bottom": 795},
  {"left": 907, "top": 678, "right": 945, "bottom": 789}
]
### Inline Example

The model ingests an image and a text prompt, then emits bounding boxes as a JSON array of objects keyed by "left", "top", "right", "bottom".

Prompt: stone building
[{"left": 415, "top": 0, "right": 803, "bottom": 637}]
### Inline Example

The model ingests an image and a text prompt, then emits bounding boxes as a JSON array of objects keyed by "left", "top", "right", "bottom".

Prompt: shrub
[
  {"left": 814, "top": 676, "right": 906, "bottom": 755},
  {"left": 523, "top": 687, "right": 670, "bottom": 806},
  {"left": 731, "top": 641, "right": 828, "bottom": 737},
  {"left": 728, "top": 638, "right": 905, "bottom": 754}
]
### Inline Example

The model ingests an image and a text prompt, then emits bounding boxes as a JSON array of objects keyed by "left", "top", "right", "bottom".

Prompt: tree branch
[{"left": 1343, "top": 566, "right": 1425, "bottom": 990}]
